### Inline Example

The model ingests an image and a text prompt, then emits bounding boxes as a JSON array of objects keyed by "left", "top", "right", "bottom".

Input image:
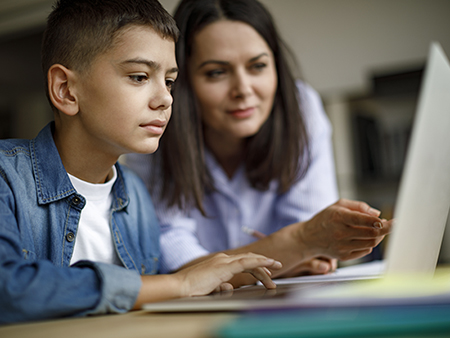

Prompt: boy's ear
[{"left": 47, "top": 64, "right": 79, "bottom": 116}]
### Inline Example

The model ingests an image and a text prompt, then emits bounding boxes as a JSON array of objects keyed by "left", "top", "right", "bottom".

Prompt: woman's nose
[{"left": 230, "top": 70, "right": 253, "bottom": 99}]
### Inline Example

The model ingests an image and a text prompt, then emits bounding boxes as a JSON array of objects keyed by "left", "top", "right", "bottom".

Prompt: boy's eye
[
  {"left": 166, "top": 79, "right": 175, "bottom": 90},
  {"left": 129, "top": 74, "right": 148, "bottom": 83}
]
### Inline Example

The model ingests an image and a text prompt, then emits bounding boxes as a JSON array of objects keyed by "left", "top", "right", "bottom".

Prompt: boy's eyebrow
[
  {"left": 121, "top": 58, "right": 179, "bottom": 74},
  {"left": 197, "top": 52, "right": 270, "bottom": 69}
]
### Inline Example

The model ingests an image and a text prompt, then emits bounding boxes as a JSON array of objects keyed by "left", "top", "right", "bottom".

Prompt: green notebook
[{"left": 217, "top": 305, "right": 450, "bottom": 338}]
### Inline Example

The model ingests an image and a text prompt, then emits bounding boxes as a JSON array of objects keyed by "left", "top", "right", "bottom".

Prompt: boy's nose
[{"left": 149, "top": 83, "right": 173, "bottom": 110}]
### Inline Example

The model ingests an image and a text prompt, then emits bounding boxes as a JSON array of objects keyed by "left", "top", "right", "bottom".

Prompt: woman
[{"left": 127, "top": 0, "right": 391, "bottom": 285}]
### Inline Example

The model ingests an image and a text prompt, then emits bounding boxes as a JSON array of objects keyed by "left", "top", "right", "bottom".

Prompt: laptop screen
[{"left": 385, "top": 42, "right": 450, "bottom": 276}]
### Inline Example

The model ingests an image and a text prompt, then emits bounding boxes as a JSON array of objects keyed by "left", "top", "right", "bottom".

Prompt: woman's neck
[{"left": 205, "top": 130, "right": 246, "bottom": 179}]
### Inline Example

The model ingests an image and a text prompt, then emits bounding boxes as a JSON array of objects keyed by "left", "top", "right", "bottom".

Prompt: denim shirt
[{"left": 0, "top": 123, "right": 160, "bottom": 324}]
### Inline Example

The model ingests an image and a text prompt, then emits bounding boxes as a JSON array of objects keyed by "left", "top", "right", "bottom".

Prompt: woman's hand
[
  {"left": 276, "top": 257, "right": 338, "bottom": 278},
  {"left": 294, "top": 199, "right": 392, "bottom": 261},
  {"left": 174, "top": 253, "right": 282, "bottom": 297}
]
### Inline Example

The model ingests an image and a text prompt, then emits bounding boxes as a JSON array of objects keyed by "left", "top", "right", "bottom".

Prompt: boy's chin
[{"left": 134, "top": 141, "right": 160, "bottom": 155}]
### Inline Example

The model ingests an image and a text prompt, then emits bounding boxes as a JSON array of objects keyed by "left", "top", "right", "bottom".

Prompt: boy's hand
[{"left": 175, "top": 253, "right": 282, "bottom": 297}]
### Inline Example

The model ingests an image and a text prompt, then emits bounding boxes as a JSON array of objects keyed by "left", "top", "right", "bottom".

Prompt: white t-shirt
[{"left": 69, "top": 166, "right": 122, "bottom": 266}]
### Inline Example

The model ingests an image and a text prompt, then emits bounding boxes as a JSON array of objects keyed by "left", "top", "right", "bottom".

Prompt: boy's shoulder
[
  {"left": 0, "top": 138, "right": 32, "bottom": 175},
  {"left": 0, "top": 123, "right": 58, "bottom": 167},
  {"left": 0, "top": 138, "right": 33, "bottom": 188},
  {"left": 0, "top": 138, "right": 30, "bottom": 154},
  {"left": 0, "top": 124, "right": 59, "bottom": 187}
]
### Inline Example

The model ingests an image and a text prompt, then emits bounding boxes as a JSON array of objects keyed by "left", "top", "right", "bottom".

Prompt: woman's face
[{"left": 188, "top": 20, "right": 278, "bottom": 144}]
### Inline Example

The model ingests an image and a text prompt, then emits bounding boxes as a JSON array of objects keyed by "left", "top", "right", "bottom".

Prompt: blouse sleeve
[{"left": 125, "top": 154, "right": 210, "bottom": 273}]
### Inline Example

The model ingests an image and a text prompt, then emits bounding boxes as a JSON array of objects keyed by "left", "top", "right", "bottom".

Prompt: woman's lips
[
  {"left": 140, "top": 120, "right": 167, "bottom": 135},
  {"left": 228, "top": 107, "right": 255, "bottom": 119}
]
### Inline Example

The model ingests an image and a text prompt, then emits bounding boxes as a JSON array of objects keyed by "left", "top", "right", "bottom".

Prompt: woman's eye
[
  {"left": 251, "top": 63, "right": 267, "bottom": 72},
  {"left": 205, "top": 69, "right": 226, "bottom": 78},
  {"left": 129, "top": 74, "right": 148, "bottom": 83}
]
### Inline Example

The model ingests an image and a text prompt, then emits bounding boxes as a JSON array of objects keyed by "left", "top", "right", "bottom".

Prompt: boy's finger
[
  {"left": 219, "top": 283, "right": 234, "bottom": 292},
  {"left": 248, "top": 267, "right": 276, "bottom": 289},
  {"left": 267, "top": 259, "right": 282, "bottom": 270},
  {"left": 232, "top": 255, "right": 282, "bottom": 271}
]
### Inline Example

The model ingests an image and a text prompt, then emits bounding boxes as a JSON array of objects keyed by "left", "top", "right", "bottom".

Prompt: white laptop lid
[{"left": 384, "top": 42, "right": 450, "bottom": 276}]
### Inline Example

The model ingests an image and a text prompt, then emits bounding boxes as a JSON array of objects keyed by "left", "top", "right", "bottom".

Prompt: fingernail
[
  {"left": 373, "top": 221, "right": 383, "bottom": 229},
  {"left": 318, "top": 262, "right": 329, "bottom": 271},
  {"left": 263, "top": 267, "right": 272, "bottom": 276},
  {"left": 369, "top": 208, "right": 381, "bottom": 216}
]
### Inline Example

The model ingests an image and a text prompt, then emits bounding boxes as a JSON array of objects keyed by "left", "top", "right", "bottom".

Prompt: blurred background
[{"left": 1, "top": 0, "right": 450, "bottom": 259}]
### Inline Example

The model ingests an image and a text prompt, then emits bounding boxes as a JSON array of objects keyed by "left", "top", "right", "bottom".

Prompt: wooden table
[
  {"left": 3, "top": 265, "right": 450, "bottom": 338},
  {"left": 0, "top": 311, "right": 237, "bottom": 338}
]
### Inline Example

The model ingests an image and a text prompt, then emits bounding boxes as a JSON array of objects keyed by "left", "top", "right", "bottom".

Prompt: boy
[{"left": 0, "top": 0, "right": 281, "bottom": 324}]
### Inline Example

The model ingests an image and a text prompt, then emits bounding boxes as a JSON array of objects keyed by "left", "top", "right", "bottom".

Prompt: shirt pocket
[
  {"left": 140, "top": 255, "right": 159, "bottom": 275},
  {"left": 22, "top": 249, "right": 37, "bottom": 260}
]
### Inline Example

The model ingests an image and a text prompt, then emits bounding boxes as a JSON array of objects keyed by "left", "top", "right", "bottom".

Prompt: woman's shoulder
[
  {"left": 295, "top": 80, "right": 322, "bottom": 110},
  {"left": 295, "top": 80, "right": 332, "bottom": 138}
]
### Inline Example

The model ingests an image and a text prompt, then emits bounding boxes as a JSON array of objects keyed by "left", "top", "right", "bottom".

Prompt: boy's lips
[{"left": 140, "top": 120, "right": 167, "bottom": 135}]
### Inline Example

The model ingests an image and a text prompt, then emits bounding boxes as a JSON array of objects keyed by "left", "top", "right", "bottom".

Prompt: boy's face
[{"left": 74, "top": 25, "right": 178, "bottom": 156}]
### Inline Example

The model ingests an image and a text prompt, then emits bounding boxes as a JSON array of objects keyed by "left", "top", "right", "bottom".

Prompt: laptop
[
  {"left": 142, "top": 42, "right": 450, "bottom": 313},
  {"left": 384, "top": 42, "right": 450, "bottom": 276}
]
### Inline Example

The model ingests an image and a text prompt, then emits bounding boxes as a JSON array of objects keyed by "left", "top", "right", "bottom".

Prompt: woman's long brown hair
[{"left": 151, "top": 0, "right": 311, "bottom": 214}]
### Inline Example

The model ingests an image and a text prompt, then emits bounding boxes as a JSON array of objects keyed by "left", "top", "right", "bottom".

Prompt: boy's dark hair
[
  {"left": 42, "top": 0, "right": 179, "bottom": 112},
  {"left": 154, "top": 0, "right": 311, "bottom": 214}
]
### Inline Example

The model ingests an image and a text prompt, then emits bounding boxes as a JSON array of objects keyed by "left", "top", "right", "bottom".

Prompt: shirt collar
[
  {"left": 31, "top": 122, "right": 129, "bottom": 209},
  {"left": 204, "top": 148, "right": 246, "bottom": 194},
  {"left": 31, "top": 122, "right": 76, "bottom": 205}
]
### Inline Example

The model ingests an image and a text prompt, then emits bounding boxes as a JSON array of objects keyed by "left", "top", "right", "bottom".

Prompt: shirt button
[
  {"left": 72, "top": 197, "right": 81, "bottom": 206},
  {"left": 66, "top": 232, "right": 75, "bottom": 242}
]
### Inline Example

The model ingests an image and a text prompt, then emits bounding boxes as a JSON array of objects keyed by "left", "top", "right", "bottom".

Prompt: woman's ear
[{"left": 47, "top": 64, "right": 79, "bottom": 116}]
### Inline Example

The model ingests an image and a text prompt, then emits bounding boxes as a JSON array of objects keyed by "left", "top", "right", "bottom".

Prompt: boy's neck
[{"left": 53, "top": 123, "right": 118, "bottom": 184}]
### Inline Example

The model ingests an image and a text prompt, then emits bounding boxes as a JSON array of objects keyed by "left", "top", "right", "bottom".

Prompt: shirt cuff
[{"left": 73, "top": 261, "right": 142, "bottom": 315}]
